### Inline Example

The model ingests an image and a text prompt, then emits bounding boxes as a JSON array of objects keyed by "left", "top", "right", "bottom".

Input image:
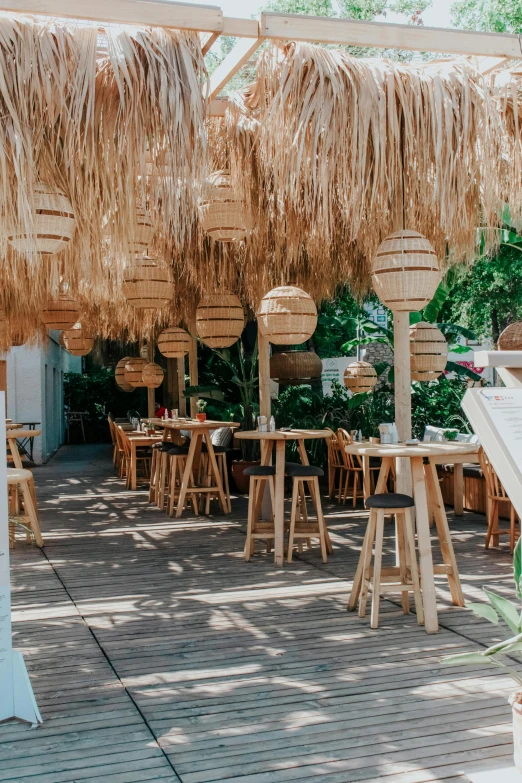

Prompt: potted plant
[
  {"left": 441, "top": 539, "right": 522, "bottom": 771},
  {"left": 195, "top": 399, "right": 207, "bottom": 422}
]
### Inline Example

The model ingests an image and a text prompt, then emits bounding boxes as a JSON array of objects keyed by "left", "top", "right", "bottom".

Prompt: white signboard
[
  {"left": 0, "top": 393, "right": 41, "bottom": 726},
  {"left": 321, "top": 357, "right": 355, "bottom": 396},
  {"left": 462, "top": 387, "right": 522, "bottom": 520}
]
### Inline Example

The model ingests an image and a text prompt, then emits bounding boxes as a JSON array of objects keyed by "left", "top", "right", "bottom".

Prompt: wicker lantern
[
  {"left": 41, "top": 294, "right": 81, "bottom": 330},
  {"left": 157, "top": 327, "right": 191, "bottom": 358},
  {"left": 372, "top": 230, "right": 441, "bottom": 312},
  {"left": 142, "top": 362, "right": 164, "bottom": 388},
  {"left": 10, "top": 332, "right": 27, "bottom": 347},
  {"left": 410, "top": 321, "right": 448, "bottom": 381},
  {"left": 498, "top": 322, "right": 522, "bottom": 351},
  {"left": 343, "top": 361, "right": 377, "bottom": 394},
  {"left": 127, "top": 207, "right": 154, "bottom": 256},
  {"left": 196, "top": 292, "right": 244, "bottom": 348},
  {"left": 122, "top": 256, "right": 174, "bottom": 309},
  {"left": 270, "top": 351, "right": 322, "bottom": 385},
  {"left": 124, "top": 357, "right": 148, "bottom": 388},
  {"left": 61, "top": 323, "right": 94, "bottom": 357},
  {"left": 257, "top": 286, "right": 317, "bottom": 345},
  {"left": 8, "top": 182, "right": 76, "bottom": 256},
  {"left": 199, "top": 171, "right": 253, "bottom": 242},
  {"left": 115, "top": 356, "right": 134, "bottom": 392}
]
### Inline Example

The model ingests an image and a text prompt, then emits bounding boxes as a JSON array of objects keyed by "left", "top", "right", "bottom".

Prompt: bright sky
[{"left": 186, "top": 0, "right": 455, "bottom": 28}]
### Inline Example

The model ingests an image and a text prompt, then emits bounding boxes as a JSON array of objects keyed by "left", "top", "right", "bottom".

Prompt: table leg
[
  {"left": 8, "top": 438, "right": 23, "bottom": 470},
  {"left": 176, "top": 433, "right": 200, "bottom": 518},
  {"left": 205, "top": 431, "right": 228, "bottom": 513},
  {"left": 297, "top": 439, "right": 333, "bottom": 553},
  {"left": 260, "top": 440, "right": 273, "bottom": 521},
  {"left": 274, "top": 440, "right": 286, "bottom": 567},
  {"left": 131, "top": 441, "right": 137, "bottom": 491},
  {"left": 411, "top": 456, "right": 438, "bottom": 633},
  {"left": 363, "top": 455, "right": 371, "bottom": 499},
  {"left": 454, "top": 463, "right": 464, "bottom": 516},
  {"left": 425, "top": 459, "right": 465, "bottom": 607}
]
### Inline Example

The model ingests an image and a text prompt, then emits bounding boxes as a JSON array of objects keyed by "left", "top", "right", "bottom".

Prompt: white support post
[
  {"left": 393, "top": 311, "right": 412, "bottom": 495},
  {"left": 0, "top": 393, "right": 42, "bottom": 727}
]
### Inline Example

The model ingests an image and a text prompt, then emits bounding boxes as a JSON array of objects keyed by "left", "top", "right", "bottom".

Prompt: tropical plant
[{"left": 441, "top": 539, "right": 522, "bottom": 688}]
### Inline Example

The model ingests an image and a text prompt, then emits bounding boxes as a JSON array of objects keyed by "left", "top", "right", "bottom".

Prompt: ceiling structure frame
[{"left": 0, "top": 1, "right": 521, "bottom": 110}]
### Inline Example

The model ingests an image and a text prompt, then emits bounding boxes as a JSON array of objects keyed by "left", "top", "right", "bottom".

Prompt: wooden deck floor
[{"left": 2, "top": 444, "right": 520, "bottom": 783}]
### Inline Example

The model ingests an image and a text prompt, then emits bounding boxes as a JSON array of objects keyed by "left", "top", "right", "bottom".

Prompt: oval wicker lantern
[
  {"left": 127, "top": 207, "right": 154, "bottom": 256},
  {"left": 115, "top": 356, "right": 134, "bottom": 392},
  {"left": 122, "top": 256, "right": 174, "bottom": 309},
  {"left": 61, "top": 323, "right": 94, "bottom": 357},
  {"left": 157, "top": 327, "right": 191, "bottom": 358},
  {"left": 196, "top": 292, "right": 244, "bottom": 348},
  {"left": 372, "top": 230, "right": 441, "bottom": 312},
  {"left": 8, "top": 182, "right": 76, "bottom": 256},
  {"left": 343, "top": 361, "right": 377, "bottom": 394},
  {"left": 410, "top": 321, "right": 448, "bottom": 381},
  {"left": 257, "top": 286, "right": 317, "bottom": 345},
  {"left": 498, "top": 322, "right": 522, "bottom": 351},
  {"left": 199, "top": 171, "right": 253, "bottom": 242},
  {"left": 142, "top": 362, "right": 164, "bottom": 389},
  {"left": 41, "top": 294, "right": 81, "bottom": 330},
  {"left": 124, "top": 357, "right": 148, "bottom": 388},
  {"left": 270, "top": 351, "right": 322, "bottom": 385}
]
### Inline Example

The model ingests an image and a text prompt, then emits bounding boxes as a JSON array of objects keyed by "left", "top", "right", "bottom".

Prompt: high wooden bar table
[
  {"left": 345, "top": 441, "right": 479, "bottom": 633},
  {"left": 235, "top": 429, "right": 332, "bottom": 566}
]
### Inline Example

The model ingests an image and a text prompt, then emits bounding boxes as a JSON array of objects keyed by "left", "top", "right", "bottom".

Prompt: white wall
[{"left": 6, "top": 332, "right": 81, "bottom": 463}]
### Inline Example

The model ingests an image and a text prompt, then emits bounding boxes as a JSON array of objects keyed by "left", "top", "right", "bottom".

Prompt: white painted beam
[
  {"left": 209, "top": 37, "right": 262, "bottom": 98},
  {"left": 261, "top": 12, "right": 522, "bottom": 59}
]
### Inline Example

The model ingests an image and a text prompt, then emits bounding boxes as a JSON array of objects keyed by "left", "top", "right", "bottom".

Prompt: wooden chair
[
  {"left": 113, "top": 425, "right": 127, "bottom": 479},
  {"left": 336, "top": 429, "right": 365, "bottom": 507},
  {"left": 119, "top": 429, "right": 152, "bottom": 489},
  {"left": 479, "top": 447, "right": 520, "bottom": 552},
  {"left": 286, "top": 463, "right": 330, "bottom": 563},
  {"left": 327, "top": 429, "right": 345, "bottom": 498},
  {"left": 348, "top": 493, "right": 424, "bottom": 629},
  {"left": 244, "top": 465, "right": 276, "bottom": 560},
  {"left": 8, "top": 467, "right": 43, "bottom": 548},
  {"left": 108, "top": 415, "right": 119, "bottom": 469}
]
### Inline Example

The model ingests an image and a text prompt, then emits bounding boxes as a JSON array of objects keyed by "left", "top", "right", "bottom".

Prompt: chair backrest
[
  {"left": 211, "top": 427, "right": 233, "bottom": 448},
  {"left": 326, "top": 429, "right": 344, "bottom": 468},
  {"left": 115, "top": 426, "right": 130, "bottom": 458},
  {"left": 107, "top": 415, "right": 117, "bottom": 446},
  {"left": 336, "top": 428, "right": 360, "bottom": 468},
  {"left": 478, "top": 447, "right": 509, "bottom": 500}
]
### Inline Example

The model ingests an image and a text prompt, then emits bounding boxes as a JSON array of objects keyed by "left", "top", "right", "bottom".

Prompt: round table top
[
  {"left": 345, "top": 441, "right": 480, "bottom": 459},
  {"left": 159, "top": 419, "right": 240, "bottom": 430},
  {"left": 235, "top": 428, "right": 332, "bottom": 441},
  {"left": 6, "top": 422, "right": 23, "bottom": 429},
  {"left": 6, "top": 428, "right": 42, "bottom": 438}
]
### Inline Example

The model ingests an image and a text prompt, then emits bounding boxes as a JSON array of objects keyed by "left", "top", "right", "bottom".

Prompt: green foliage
[
  {"left": 64, "top": 369, "right": 147, "bottom": 442},
  {"left": 451, "top": 0, "right": 522, "bottom": 33},
  {"left": 441, "top": 540, "right": 522, "bottom": 688},
  {"left": 410, "top": 377, "right": 470, "bottom": 437},
  {"left": 314, "top": 291, "right": 361, "bottom": 358}
]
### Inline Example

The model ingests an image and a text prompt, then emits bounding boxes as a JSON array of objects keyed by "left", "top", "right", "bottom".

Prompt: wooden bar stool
[
  {"left": 199, "top": 445, "right": 231, "bottom": 514},
  {"left": 166, "top": 446, "right": 198, "bottom": 516},
  {"left": 8, "top": 468, "right": 43, "bottom": 547},
  {"left": 244, "top": 465, "right": 276, "bottom": 560},
  {"left": 285, "top": 463, "right": 329, "bottom": 563},
  {"left": 149, "top": 443, "right": 171, "bottom": 505},
  {"left": 349, "top": 493, "right": 424, "bottom": 629}
]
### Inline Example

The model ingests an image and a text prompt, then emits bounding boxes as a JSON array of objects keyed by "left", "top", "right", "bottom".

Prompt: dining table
[
  {"left": 235, "top": 429, "right": 332, "bottom": 566},
  {"left": 124, "top": 431, "right": 163, "bottom": 490},
  {"left": 152, "top": 418, "right": 240, "bottom": 517},
  {"left": 6, "top": 428, "right": 42, "bottom": 469},
  {"left": 345, "top": 440, "right": 479, "bottom": 633}
]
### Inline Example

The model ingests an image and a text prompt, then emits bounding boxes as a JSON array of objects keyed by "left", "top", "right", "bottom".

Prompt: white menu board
[
  {"left": 462, "top": 388, "right": 522, "bottom": 520},
  {"left": 0, "top": 393, "right": 41, "bottom": 725}
]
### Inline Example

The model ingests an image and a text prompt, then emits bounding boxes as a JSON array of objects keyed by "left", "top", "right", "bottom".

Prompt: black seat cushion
[
  {"left": 152, "top": 442, "right": 172, "bottom": 452},
  {"left": 285, "top": 462, "right": 324, "bottom": 478},
  {"left": 244, "top": 465, "right": 276, "bottom": 477},
  {"left": 366, "top": 493, "right": 414, "bottom": 509},
  {"left": 167, "top": 446, "right": 190, "bottom": 456},
  {"left": 201, "top": 444, "right": 227, "bottom": 454}
]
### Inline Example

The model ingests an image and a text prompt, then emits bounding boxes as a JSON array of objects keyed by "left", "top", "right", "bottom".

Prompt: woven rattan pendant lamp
[
  {"left": 410, "top": 322, "right": 448, "bottom": 381},
  {"left": 157, "top": 327, "right": 191, "bottom": 358},
  {"left": 257, "top": 286, "right": 317, "bottom": 345},
  {"left": 199, "top": 171, "right": 253, "bottom": 242},
  {"left": 122, "top": 256, "right": 174, "bottom": 309},
  {"left": 8, "top": 183, "right": 76, "bottom": 256},
  {"left": 498, "top": 322, "right": 522, "bottom": 351},
  {"left": 124, "top": 357, "right": 148, "bottom": 388},
  {"left": 196, "top": 292, "right": 244, "bottom": 348},
  {"left": 61, "top": 323, "right": 94, "bottom": 357},
  {"left": 270, "top": 351, "right": 322, "bottom": 385},
  {"left": 142, "top": 362, "right": 164, "bottom": 388},
  {"left": 41, "top": 293, "right": 81, "bottom": 331},
  {"left": 343, "top": 361, "right": 378, "bottom": 394},
  {"left": 115, "top": 356, "right": 134, "bottom": 392}
]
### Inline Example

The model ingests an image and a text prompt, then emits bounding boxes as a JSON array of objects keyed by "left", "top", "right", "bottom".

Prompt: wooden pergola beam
[
  {"left": 209, "top": 37, "right": 263, "bottom": 99},
  {"left": 260, "top": 12, "right": 522, "bottom": 59}
]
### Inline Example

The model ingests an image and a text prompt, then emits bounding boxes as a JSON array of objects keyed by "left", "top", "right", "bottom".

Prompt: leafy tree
[{"left": 451, "top": 0, "right": 522, "bottom": 33}]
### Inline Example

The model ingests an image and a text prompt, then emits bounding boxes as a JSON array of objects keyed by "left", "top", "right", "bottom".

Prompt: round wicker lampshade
[
  {"left": 8, "top": 183, "right": 76, "bottom": 256},
  {"left": 196, "top": 292, "right": 244, "bottom": 348},
  {"left": 10, "top": 332, "right": 27, "bottom": 347},
  {"left": 270, "top": 351, "right": 322, "bottom": 385},
  {"left": 498, "top": 322, "right": 522, "bottom": 351},
  {"left": 142, "top": 362, "right": 164, "bottom": 388},
  {"left": 124, "top": 357, "right": 148, "bottom": 388},
  {"left": 410, "top": 321, "right": 448, "bottom": 381},
  {"left": 0, "top": 309, "right": 8, "bottom": 351},
  {"left": 199, "top": 171, "right": 253, "bottom": 242},
  {"left": 61, "top": 323, "right": 94, "bottom": 357},
  {"left": 115, "top": 356, "right": 134, "bottom": 392},
  {"left": 127, "top": 208, "right": 154, "bottom": 256},
  {"left": 343, "top": 361, "right": 377, "bottom": 394},
  {"left": 257, "top": 286, "right": 317, "bottom": 345},
  {"left": 372, "top": 230, "right": 441, "bottom": 312},
  {"left": 157, "top": 327, "right": 191, "bottom": 358},
  {"left": 41, "top": 294, "right": 81, "bottom": 330},
  {"left": 122, "top": 257, "right": 174, "bottom": 309}
]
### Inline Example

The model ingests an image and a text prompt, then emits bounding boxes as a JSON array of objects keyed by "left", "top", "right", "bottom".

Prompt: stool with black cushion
[
  {"left": 285, "top": 462, "right": 330, "bottom": 563},
  {"left": 166, "top": 446, "right": 198, "bottom": 516},
  {"left": 149, "top": 442, "right": 172, "bottom": 505},
  {"left": 199, "top": 444, "right": 231, "bottom": 514},
  {"left": 244, "top": 465, "right": 276, "bottom": 560},
  {"left": 348, "top": 493, "right": 424, "bottom": 629}
]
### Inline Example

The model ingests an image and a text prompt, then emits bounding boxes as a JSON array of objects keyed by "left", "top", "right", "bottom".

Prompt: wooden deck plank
[{"left": 1, "top": 444, "right": 519, "bottom": 783}]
